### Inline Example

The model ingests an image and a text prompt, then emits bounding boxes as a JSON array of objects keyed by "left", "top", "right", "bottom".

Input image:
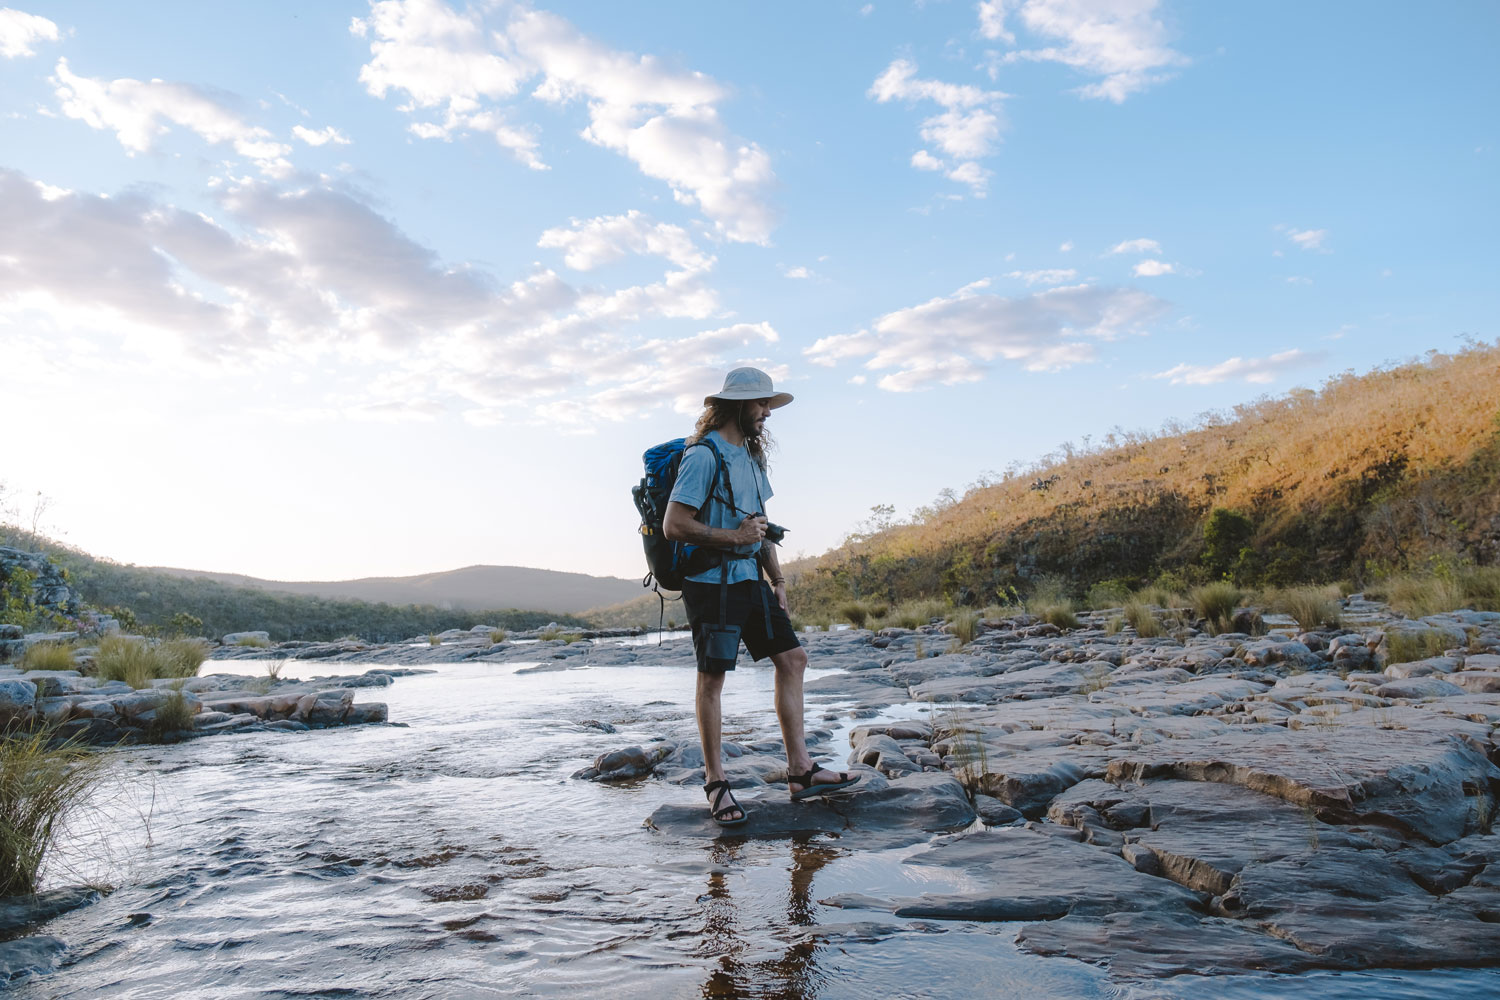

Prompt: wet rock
[
  {"left": 0, "top": 887, "right": 99, "bottom": 936},
  {"left": 574, "top": 744, "right": 672, "bottom": 782},
  {"left": 0, "top": 935, "right": 68, "bottom": 983},
  {"left": 849, "top": 733, "right": 918, "bottom": 777},
  {"left": 826, "top": 825, "right": 1200, "bottom": 920},
  {"left": 0, "top": 679, "right": 37, "bottom": 724},
  {"left": 973, "top": 794, "right": 1023, "bottom": 826}
]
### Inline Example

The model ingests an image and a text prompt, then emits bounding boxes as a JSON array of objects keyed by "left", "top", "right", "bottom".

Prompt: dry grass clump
[
  {"left": 893, "top": 598, "right": 950, "bottom": 630},
  {"left": 1368, "top": 567, "right": 1500, "bottom": 618},
  {"left": 96, "top": 636, "right": 205, "bottom": 689},
  {"left": 1272, "top": 585, "right": 1343, "bottom": 631},
  {"left": 838, "top": 602, "right": 871, "bottom": 629},
  {"left": 1385, "top": 630, "right": 1453, "bottom": 665},
  {"left": 1133, "top": 584, "right": 1189, "bottom": 611},
  {"left": 20, "top": 642, "right": 76, "bottom": 672},
  {"left": 947, "top": 609, "right": 981, "bottom": 644},
  {"left": 0, "top": 730, "right": 111, "bottom": 895},
  {"left": 1122, "top": 600, "right": 1162, "bottom": 637},
  {"left": 234, "top": 635, "right": 272, "bottom": 648},
  {"left": 1192, "top": 582, "right": 1243, "bottom": 634},
  {"left": 148, "top": 688, "right": 196, "bottom": 740},
  {"left": 1085, "top": 580, "right": 1131, "bottom": 610},
  {"left": 489, "top": 629, "right": 507, "bottom": 644},
  {"left": 1036, "top": 601, "right": 1079, "bottom": 630}
]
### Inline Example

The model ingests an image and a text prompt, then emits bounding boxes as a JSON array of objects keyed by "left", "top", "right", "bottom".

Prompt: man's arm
[
  {"left": 663, "top": 501, "right": 765, "bottom": 548},
  {"left": 758, "top": 513, "right": 788, "bottom": 612}
]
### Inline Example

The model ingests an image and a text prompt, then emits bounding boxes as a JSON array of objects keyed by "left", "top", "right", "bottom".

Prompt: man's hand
[
  {"left": 772, "top": 579, "right": 788, "bottom": 613},
  {"left": 732, "top": 515, "right": 767, "bottom": 546}
]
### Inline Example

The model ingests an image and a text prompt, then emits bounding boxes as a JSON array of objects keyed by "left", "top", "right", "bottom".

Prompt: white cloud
[
  {"left": 1133, "top": 259, "right": 1175, "bottom": 276},
  {"left": 1058, "top": 240, "right": 1073, "bottom": 252},
  {"left": 1285, "top": 275, "right": 1312, "bottom": 285},
  {"left": 1151, "top": 348, "right": 1324, "bottom": 385},
  {"left": 50, "top": 58, "right": 294, "bottom": 176},
  {"left": 537, "top": 210, "right": 711, "bottom": 272},
  {"left": 1005, "top": 267, "right": 1076, "bottom": 285},
  {"left": 783, "top": 266, "right": 812, "bottom": 280},
  {"left": 0, "top": 7, "right": 58, "bottom": 58},
  {"left": 1108, "top": 237, "right": 1161, "bottom": 255},
  {"left": 869, "top": 58, "right": 1006, "bottom": 194},
  {"left": 805, "top": 279, "right": 1168, "bottom": 390},
  {"left": 0, "top": 166, "right": 759, "bottom": 426},
  {"left": 353, "top": 0, "right": 776, "bottom": 243},
  {"left": 291, "top": 124, "right": 352, "bottom": 146},
  {"left": 981, "top": 0, "right": 1187, "bottom": 102},
  {"left": 1277, "top": 225, "right": 1329, "bottom": 251}
]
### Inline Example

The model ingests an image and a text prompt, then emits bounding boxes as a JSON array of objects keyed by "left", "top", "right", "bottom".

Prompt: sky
[{"left": 0, "top": 1, "right": 1496, "bottom": 585}]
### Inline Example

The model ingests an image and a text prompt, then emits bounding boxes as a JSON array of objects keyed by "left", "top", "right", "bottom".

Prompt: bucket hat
[{"left": 704, "top": 367, "right": 794, "bottom": 409}]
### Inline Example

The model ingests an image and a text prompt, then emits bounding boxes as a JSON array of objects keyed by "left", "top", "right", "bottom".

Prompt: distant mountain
[{"left": 145, "top": 563, "right": 643, "bottom": 614}]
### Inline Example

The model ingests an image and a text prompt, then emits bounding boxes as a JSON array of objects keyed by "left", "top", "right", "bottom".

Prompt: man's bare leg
[
  {"left": 770, "top": 646, "right": 847, "bottom": 791},
  {"left": 696, "top": 669, "right": 743, "bottom": 821}
]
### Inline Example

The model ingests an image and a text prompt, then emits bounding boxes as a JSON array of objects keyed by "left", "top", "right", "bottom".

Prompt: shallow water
[{"left": 24, "top": 653, "right": 1500, "bottom": 998}]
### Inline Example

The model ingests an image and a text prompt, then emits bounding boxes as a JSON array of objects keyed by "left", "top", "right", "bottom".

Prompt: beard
[{"left": 738, "top": 406, "right": 764, "bottom": 440}]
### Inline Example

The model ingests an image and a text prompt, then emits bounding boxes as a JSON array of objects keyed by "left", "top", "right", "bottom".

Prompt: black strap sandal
[
  {"left": 704, "top": 779, "right": 749, "bottom": 826},
  {"left": 788, "top": 764, "right": 861, "bottom": 801}
]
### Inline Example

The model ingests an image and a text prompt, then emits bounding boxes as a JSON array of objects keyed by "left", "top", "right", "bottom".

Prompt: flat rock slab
[
  {"left": 1017, "top": 910, "right": 1342, "bottom": 976},
  {"left": 644, "top": 770, "right": 973, "bottom": 842},
  {"left": 824, "top": 825, "right": 1200, "bottom": 921},
  {"left": 1106, "top": 728, "right": 1500, "bottom": 844}
]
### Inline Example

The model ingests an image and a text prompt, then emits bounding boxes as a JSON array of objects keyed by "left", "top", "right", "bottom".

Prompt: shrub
[
  {"left": 1036, "top": 601, "right": 1079, "bottom": 630},
  {"left": 1369, "top": 575, "right": 1467, "bottom": 618},
  {"left": 0, "top": 730, "right": 112, "bottom": 895},
  {"left": 1122, "top": 600, "right": 1162, "bottom": 638},
  {"left": 867, "top": 602, "right": 890, "bottom": 619},
  {"left": 157, "top": 639, "right": 207, "bottom": 678},
  {"left": 948, "top": 609, "right": 980, "bottom": 644},
  {"left": 1272, "top": 585, "right": 1342, "bottom": 631},
  {"left": 20, "top": 642, "right": 75, "bottom": 672},
  {"left": 838, "top": 602, "right": 870, "bottom": 628},
  {"left": 1085, "top": 580, "right": 1131, "bottom": 610},
  {"left": 1202, "top": 508, "right": 1254, "bottom": 577},
  {"left": 1027, "top": 575, "right": 1072, "bottom": 608},
  {"left": 1385, "top": 630, "right": 1451, "bottom": 664},
  {"left": 1192, "top": 582, "right": 1243, "bottom": 634},
  {"left": 489, "top": 629, "right": 507, "bottom": 644}
]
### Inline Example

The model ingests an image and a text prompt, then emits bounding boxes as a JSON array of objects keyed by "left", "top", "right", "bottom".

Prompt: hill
[
  {"left": 786, "top": 341, "right": 1500, "bottom": 616},
  {"left": 145, "top": 563, "right": 641, "bottom": 615}
]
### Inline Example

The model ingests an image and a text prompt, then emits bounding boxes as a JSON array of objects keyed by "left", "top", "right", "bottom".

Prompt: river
[{"left": 23, "top": 652, "right": 1500, "bottom": 999}]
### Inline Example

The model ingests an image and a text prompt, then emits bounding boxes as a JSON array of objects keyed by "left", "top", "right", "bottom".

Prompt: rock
[
  {"left": 973, "top": 794, "right": 1023, "bottom": 826},
  {"left": 825, "top": 825, "right": 1200, "bottom": 920},
  {"left": 1374, "top": 676, "right": 1466, "bottom": 699},
  {"left": 575, "top": 744, "right": 671, "bottom": 782},
  {"left": 849, "top": 733, "right": 919, "bottom": 777},
  {"left": 0, "top": 887, "right": 99, "bottom": 936},
  {"left": 1449, "top": 671, "right": 1500, "bottom": 694},
  {"left": 0, "top": 679, "right": 37, "bottom": 724},
  {"left": 1384, "top": 656, "right": 1459, "bottom": 678},
  {"left": 0, "top": 935, "right": 68, "bottom": 984},
  {"left": 0, "top": 625, "right": 21, "bottom": 641},
  {"left": 1107, "top": 728, "right": 1500, "bottom": 844}
]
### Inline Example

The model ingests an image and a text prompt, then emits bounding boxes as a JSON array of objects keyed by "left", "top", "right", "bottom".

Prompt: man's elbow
[{"left": 662, "top": 504, "right": 694, "bottom": 542}]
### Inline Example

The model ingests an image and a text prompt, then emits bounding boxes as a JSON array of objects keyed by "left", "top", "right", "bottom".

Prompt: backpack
[{"left": 632, "top": 437, "right": 728, "bottom": 591}]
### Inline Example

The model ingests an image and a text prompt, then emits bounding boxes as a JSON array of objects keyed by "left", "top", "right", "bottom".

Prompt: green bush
[
  {"left": 19, "top": 642, "right": 75, "bottom": 672},
  {"left": 1191, "top": 582, "right": 1243, "bottom": 634},
  {"left": 1202, "top": 508, "right": 1254, "bottom": 578},
  {"left": 1385, "top": 630, "right": 1452, "bottom": 664},
  {"left": 0, "top": 730, "right": 112, "bottom": 895},
  {"left": 1036, "top": 602, "right": 1079, "bottom": 630}
]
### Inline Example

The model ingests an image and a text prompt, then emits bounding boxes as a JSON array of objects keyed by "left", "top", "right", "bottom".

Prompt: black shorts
[{"left": 681, "top": 579, "right": 800, "bottom": 673}]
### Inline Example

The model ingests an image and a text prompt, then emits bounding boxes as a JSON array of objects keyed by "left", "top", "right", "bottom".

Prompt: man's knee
[
  {"left": 772, "top": 645, "right": 808, "bottom": 675},
  {"left": 697, "top": 670, "right": 727, "bottom": 697}
]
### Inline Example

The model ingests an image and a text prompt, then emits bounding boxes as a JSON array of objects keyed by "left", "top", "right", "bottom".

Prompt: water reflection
[{"left": 699, "top": 838, "right": 836, "bottom": 1000}]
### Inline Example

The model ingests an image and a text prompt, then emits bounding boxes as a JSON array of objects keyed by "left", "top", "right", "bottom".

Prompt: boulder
[{"left": 0, "top": 679, "right": 37, "bottom": 724}]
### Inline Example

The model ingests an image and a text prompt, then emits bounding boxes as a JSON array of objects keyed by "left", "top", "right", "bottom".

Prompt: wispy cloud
[
  {"left": 537, "top": 210, "right": 711, "bottom": 272},
  {"left": 869, "top": 57, "right": 1007, "bottom": 195},
  {"left": 1276, "top": 224, "right": 1330, "bottom": 251},
  {"left": 1133, "top": 259, "right": 1175, "bottom": 277},
  {"left": 0, "top": 7, "right": 58, "bottom": 59},
  {"left": 352, "top": 0, "right": 776, "bottom": 243},
  {"left": 979, "top": 0, "right": 1187, "bottom": 102},
  {"left": 1107, "top": 237, "right": 1161, "bottom": 255},
  {"left": 1005, "top": 267, "right": 1077, "bottom": 285},
  {"left": 50, "top": 58, "right": 294, "bottom": 176},
  {"left": 1151, "top": 348, "right": 1324, "bottom": 385},
  {"left": 291, "top": 124, "right": 351, "bottom": 146},
  {"left": 805, "top": 278, "right": 1168, "bottom": 390}
]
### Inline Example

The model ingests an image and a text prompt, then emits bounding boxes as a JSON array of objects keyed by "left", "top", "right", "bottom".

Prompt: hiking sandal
[
  {"left": 787, "top": 764, "right": 861, "bottom": 801},
  {"left": 704, "top": 779, "right": 749, "bottom": 826}
]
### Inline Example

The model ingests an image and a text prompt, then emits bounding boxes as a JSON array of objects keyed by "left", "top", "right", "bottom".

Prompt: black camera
[{"left": 763, "top": 520, "right": 787, "bottom": 545}]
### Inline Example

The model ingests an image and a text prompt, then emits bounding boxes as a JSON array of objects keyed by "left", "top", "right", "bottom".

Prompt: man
[{"left": 663, "top": 367, "right": 859, "bottom": 826}]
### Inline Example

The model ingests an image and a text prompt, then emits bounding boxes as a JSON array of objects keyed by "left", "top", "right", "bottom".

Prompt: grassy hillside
[
  {"left": 145, "top": 562, "right": 641, "bottom": 615},
  {"left": 787, "top": 342, "right": 1500, "bottom": 618}
]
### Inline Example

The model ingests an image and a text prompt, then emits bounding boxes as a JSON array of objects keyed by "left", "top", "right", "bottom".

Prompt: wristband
[{"left": 771, "top": 577, "right": 786, "bottom": 585}]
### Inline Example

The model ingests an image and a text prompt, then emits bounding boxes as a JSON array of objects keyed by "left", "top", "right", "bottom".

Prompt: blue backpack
[{"left": 632, "top": 437, "right": 728, "bottom": 591}]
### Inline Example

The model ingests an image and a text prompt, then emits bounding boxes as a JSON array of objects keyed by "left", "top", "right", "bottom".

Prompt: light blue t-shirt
[{"left": 668, "top": 430, "right": 774, "bottom": 585}]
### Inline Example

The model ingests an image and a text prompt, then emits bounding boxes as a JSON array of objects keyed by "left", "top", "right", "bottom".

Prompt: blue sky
[{"left": 0, "top": 1, "right": 1495, "bottom": 584}]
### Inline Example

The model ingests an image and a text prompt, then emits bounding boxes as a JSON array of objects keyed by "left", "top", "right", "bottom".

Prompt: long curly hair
[{"left": 687, "top": 399, "right": 774, "bottom": 472}]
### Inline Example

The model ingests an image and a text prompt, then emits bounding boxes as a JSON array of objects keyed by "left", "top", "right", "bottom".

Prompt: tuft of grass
[
  {"left": 1037, "top": 602, "right": 1079, "bottom": 630},
  {"left": 948, "top": 609, "right": 981, "bottom": 644},
  {"left": 489, "top": 629, "right": 507, "bottom": 644},
  {"left": 1133, "top": 584, "right": 1188, "bottom": 611},
  {"left": 893, "top": 598, "right": 949, "bottom": 630},
  {"left": 561, "top": 632, "right": 585, "bottom": 644},
  {"left": 148, "top": 689, "right": 195, "bottom": 741},
  {"left": 265, "top": 660, "right": 284, "bottom": 682},
  {"left": 837, "top": 602, "right": 870, "bottom": 629},
  {"left": 1085, "top": 580, "right": 1131, "bottom": 610},
  {"left": 0, "top": 729, "right": 112, "bottom": 895},
  {"left": 538, "top": 627, "right": 564, "bottom": 641},
  {"left": 234, "top": 635, "right": 272, "bottom": 648},
  {"left": 1122, "top": 600, "right": 1162, "bottom": 638},
  {"left": 1369, "top": 567, "right": 1500, "bottom": 618},
  {"left": 1385, "top": 630, "right": 1451, "bottom": 664},
  {"left": 96, "top": 637, "right": 204, "bottom": 688},
  {"left": 427, "top": 634, "right": 442, "bottom": 646},
  {"left": 1272, "top": 585, "right": 1343, "bottom": 631},
  {"left": 866, "top": 602, "right": 890, "bottom": 620},
  {"left": 20, "top": 642, "right": 76, "bottom": 672},
  {"left": 1192, "top": 582, "right": 1243, "bottom": 634}
]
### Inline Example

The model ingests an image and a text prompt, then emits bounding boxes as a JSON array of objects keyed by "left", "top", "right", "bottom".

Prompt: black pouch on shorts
[{"left": 705, "top": 624, "right": 741, "bottom": 671}]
